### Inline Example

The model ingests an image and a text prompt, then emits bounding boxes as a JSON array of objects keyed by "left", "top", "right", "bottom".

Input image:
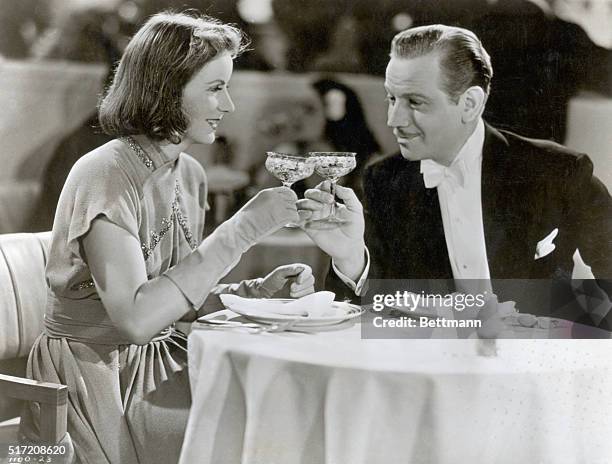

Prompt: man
[{"left": 297, "top": 25, "right": 612, "bottom": 329}]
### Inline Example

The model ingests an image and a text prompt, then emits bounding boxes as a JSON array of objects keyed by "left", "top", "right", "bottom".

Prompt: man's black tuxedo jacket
[{"left": 328, "top": 124, "right": 612, "bottom": 328}]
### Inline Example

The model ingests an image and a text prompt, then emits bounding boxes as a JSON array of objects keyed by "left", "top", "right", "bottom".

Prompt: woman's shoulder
[
  {"left": 62, "top": 139, "right": 141, "bottom": 200},
  {"left": 68, "top": 139, "right": 145, "bottom": 186},
  {"left": 70, "top": 139, "right": 129, "bottom": 176},
  {"left": 177, "top": 152, "right": 207, "bottom": 184}
]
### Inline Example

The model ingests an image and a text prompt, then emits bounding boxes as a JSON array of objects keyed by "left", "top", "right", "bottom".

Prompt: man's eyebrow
[
  {"left": 402, "top": 92, "right": 429, "bottom": 101},
  {"left": 384, "top": 85, "right": 429, "bottom": 101}
]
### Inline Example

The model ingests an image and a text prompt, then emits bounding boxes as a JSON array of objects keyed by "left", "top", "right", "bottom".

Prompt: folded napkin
[{"left": 219, "top": 291, "right": 336, "bottom": 318}]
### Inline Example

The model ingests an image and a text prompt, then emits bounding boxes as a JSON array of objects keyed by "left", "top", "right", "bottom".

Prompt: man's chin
[{"left": 398, "top": 144, "right": 423, "bottom": 161}]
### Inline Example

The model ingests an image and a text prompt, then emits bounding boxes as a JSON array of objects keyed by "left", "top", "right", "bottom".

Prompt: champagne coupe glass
[
  {"left": 309, "top": 152, "right": 356, "bottom": 223},
  {"left": 265, "top": 152, "right": 315, "bottom": 227}
]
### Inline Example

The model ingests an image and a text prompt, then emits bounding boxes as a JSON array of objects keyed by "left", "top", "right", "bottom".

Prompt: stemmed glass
[
  {"left": 265, "top": 151, "right": 315, "bottom": 227},
  {"left": 309, "top": 152, "right": 356, "bottom": 223}
]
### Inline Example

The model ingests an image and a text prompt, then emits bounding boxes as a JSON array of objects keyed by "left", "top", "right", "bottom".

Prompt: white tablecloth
[{"left": 180, "top": 322, "right": 612, "bottom": 464}]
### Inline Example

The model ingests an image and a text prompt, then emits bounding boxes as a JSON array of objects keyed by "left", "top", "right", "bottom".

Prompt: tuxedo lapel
[
  {"left": 481, "top": 124, "right": 533, "bottom": 278},
  {"left": 391, "top": 160, "right": 453, "bottom": 279}
]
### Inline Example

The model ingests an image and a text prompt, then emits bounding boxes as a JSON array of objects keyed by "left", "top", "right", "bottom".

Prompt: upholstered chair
[{"left": 0, "top": 232, "right": 68, "bottom": 444}]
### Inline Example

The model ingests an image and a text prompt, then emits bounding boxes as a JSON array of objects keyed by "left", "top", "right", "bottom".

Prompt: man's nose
[
  {"left": 387, "top": 102, "right": 411, "bottom": 128},
  {"left": 219, "top": 88, "right": 235, "bottom": 113}
]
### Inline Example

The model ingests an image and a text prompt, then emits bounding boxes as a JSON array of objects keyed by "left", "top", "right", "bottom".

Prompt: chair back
[{"left": 0, "top": 232, "right": 51, "bottom": 360}]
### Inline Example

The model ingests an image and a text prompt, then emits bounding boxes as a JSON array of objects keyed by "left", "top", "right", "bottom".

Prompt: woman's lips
[{"left": 206, "top": 119, "right": 221, "bottom": 130}]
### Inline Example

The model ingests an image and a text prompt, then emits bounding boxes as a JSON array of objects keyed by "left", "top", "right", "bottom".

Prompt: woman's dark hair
[
  {"left": 312, "top": 78, "right": 380, "bottom": 158},
  {"left": 99, "top": 11, "right": 249, "bottom": 143},
  {"left": 312, "top": 78, "right": 380, "bottom": 199}
]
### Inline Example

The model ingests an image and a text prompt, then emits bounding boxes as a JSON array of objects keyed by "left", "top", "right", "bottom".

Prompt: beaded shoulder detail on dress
[
  {"left": 70, "top": 279, "right": 96, "bottom": 292},
  {"left": 69, "top": 141, "right": 199, "bottom": 292},
  {"left": 121, "top": 136, "right": 154, "bottom": 169},
  {"left": 70, "top": 181, "right": 198, "bottom": 291},
  {"left": 140, "top": 180, "right": 198, "bottom": 261}
]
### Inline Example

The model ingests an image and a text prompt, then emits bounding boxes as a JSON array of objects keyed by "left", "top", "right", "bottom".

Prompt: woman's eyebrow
[{"left": 206, "top": 79, "right": 226, "bottom": 85}]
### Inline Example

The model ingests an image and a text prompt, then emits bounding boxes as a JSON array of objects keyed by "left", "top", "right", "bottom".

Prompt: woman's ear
[{"left": 460, "top": 86, "right": 486, "bottom": 123}]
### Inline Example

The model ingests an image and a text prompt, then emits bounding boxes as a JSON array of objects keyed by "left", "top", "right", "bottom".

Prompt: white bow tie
[{"left": 420, "top": 159, "right": 465, "bottom": 189}]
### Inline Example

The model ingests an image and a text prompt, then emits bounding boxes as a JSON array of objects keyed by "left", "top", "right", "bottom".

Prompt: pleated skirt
[{"left": 20, "top": 334, "right": 191, "bottom": 464}]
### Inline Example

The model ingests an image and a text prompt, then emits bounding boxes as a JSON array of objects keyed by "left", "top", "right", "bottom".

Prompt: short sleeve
[{"left": 57, "top": 152, "right": 141, "bottom": 259}]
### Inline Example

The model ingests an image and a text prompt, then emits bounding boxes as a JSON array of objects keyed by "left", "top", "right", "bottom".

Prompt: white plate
[{"left": 225, "top": 299, "right": 364, "bottom": 327}]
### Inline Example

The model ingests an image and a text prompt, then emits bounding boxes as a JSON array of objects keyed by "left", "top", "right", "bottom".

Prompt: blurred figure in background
[
  {"left": 471, "top": 0, "right": 603, "bottom": 142},
  {"left": 28, "top": 6, "right": 135, "bottom": 231},
  {"left": 312, "top": 15, "right": 363, "bottom": 73},
  {"left": 0, "top": 0, "right": 49, "bottom": 58},
  {"left": 272, "top": 0, "right": 346, "bottom": 71},
  {"left": 31, "top": 5, "right": 131, "bottom": 62},
  {"left": 351, "top": 0, "right": 607, "bottom": 142},
  {"left": 249, "top": 21, "right": 291, "bottom": 71},
  {"left": 270, "top": 0, "right": 608, "bottom": 143},
  {"left": 312, "top": 78, "right": 381, "bottom": 199}
]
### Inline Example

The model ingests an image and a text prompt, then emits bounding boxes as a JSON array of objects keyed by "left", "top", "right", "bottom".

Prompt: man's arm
[
  {"left": 570, "top": 154, "right": 612, "bottom": 281},
  {"left": 322, "top": 165, "right": 390, "bottom": 303},
  {"left": 325, "top": 209, "right": 387, "bottom": 302},
  {"left": 298, "top": 181, "right": 367, "bottom": 301},
  {"left": 567, "top": 154, "right": 612, "bottom": 327}
]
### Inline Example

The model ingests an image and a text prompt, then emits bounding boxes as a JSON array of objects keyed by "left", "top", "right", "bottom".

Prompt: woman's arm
[
  {"left": 190, "top": 264, "right": 316, "bottom": 318},
  {"left": 83, "top": 186, "right": 301, "bottom": 344},
  {"left": 213, "top": 264, "right": 315, "bottom": 299},
  {"left": 83, "top": 217, "right": 193, "bottom": 344}
]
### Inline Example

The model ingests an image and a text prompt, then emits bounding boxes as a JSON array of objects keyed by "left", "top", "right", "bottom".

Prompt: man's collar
[
  {"left": 454, "top": 118, "right": 485, "bottom": 167},
  {"left": 420, "top": 119, "right": 485, "bottom": 189}
]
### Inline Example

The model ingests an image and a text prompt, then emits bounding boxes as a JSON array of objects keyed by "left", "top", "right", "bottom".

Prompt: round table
[{"left": 180, "top": 321, "right": 612, "bottom": 464}]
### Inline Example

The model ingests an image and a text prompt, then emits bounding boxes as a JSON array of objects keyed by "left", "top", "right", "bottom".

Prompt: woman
[
  {"left": 312, "top": 78, "right": 380, "bottom": 199},
  {"left": 20, "top": 11, "right": 313, "bottom": 463}
]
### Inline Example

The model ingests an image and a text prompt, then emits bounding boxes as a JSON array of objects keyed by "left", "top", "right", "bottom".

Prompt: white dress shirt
[{"left": 335, "top": 119, "right": 491, "bottom": 295}]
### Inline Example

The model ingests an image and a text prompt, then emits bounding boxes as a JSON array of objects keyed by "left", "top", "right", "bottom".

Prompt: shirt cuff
[{"left": 331, "top": 247, "right": 370, "bottom": 296}]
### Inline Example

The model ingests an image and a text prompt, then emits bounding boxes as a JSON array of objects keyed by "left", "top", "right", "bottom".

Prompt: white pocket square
[{"left": 534, "top": 228, "right": 558, "bottom": 260}]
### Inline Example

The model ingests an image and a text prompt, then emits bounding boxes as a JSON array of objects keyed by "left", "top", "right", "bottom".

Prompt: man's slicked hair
[
  {"left": 390, "top": 25, "right": 493, "bottom": 103},
  {"left": 99, "top": 11, "right": 249, "bottom": 143}
]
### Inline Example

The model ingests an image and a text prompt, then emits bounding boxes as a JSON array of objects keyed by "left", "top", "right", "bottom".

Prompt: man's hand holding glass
[{"left": 297, "top": 181, "right": 367, "bottom": 283}]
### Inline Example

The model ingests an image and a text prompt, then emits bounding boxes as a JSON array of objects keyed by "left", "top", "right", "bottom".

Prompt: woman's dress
[{"left": 20, "top": 136, "right": 209, "bottom": 463}]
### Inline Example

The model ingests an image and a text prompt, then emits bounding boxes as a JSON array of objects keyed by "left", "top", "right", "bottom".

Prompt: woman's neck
[
  {"left": 132, "top": 135, "right": 193, "bottom": 163},
  {"left": 156, "top": 139, "right": 190, "bottom": 162}
]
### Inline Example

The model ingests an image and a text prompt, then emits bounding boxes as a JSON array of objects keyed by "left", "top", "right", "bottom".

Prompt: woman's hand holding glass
[
  {"left": 265, "top": 152, "right": 315, "bottom": 227},
  {"left": 228, "top": 186, "right": 300, "bottom": 251},
  {"left": 265, "top": 152, "right": 315, "bottom": 188},
  {"left": 264, "top": 151, "right": 358, "bottom": 228}
]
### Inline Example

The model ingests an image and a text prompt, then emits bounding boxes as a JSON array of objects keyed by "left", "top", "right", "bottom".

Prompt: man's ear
[{"left": 460, "top": 86, "right": 486, "bottom": 123}]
